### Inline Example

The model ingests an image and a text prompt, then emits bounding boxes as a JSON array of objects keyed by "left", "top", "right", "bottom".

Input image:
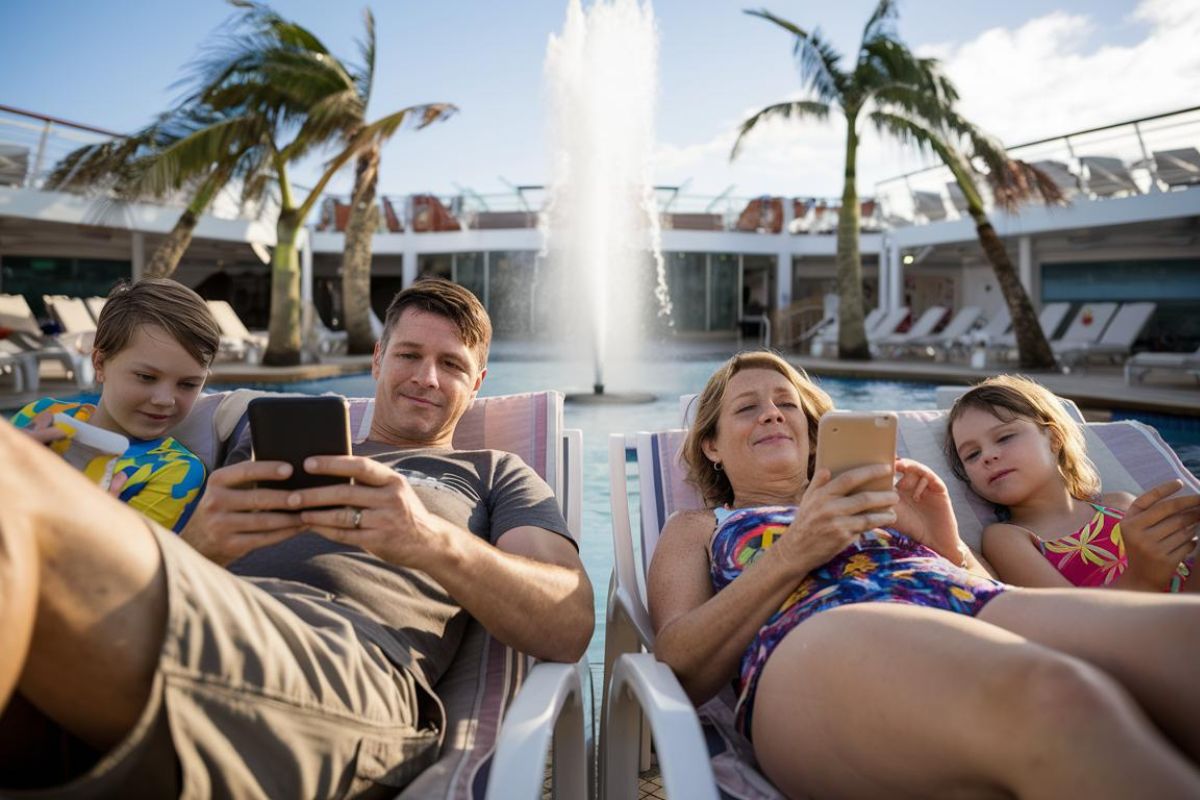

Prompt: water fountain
[{"left": 542, "top": 0, "right": 670, "bottom": 404}]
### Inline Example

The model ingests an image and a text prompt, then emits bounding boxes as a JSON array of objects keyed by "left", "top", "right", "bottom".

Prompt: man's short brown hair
[
  {"left": 381, "top": 279, "right": 492, "bottom": 367},
  {"left": 93, "top": 278, "right": 221, "bottom": 368}
]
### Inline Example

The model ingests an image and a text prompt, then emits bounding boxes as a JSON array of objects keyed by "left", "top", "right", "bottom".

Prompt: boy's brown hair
[
  {"left": 381, "top": 279, "right": 491, "bottom": 367},
  {"left": 93, "top": 278, "right": 221, "bottom": 368}
]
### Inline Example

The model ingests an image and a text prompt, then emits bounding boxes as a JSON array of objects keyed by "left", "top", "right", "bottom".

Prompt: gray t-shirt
[{"left": 228, "top": 439, "right": 572, "bottom": 693}]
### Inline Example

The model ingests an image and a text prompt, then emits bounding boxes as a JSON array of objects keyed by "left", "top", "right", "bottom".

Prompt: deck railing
[{"left": 874, "top": 105, "right": 1200, "bottom": 226}]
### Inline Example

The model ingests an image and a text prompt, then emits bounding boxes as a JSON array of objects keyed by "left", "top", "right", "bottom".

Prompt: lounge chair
[
  {"left": 0, "top": 143, "right": 29, "bottom": 187},
  {"left": 0, "top": 339, "right": 39, "bottom": 393},
  {"left": 601, "top": 399, "right": 1200, "bottom": 798},
  {"left": 302, "top": 300, "right": 349, "bottom": 357},
  {"left": 206, "top": 300, "right": 269, "bottom": 363},
  {"left": 1124, "top": 345, "right": 1200, "bottom": 385},
  {"left": 43, "top": 295, "right": 98, "bottom": 352},
  {"left": 900, "top": 305, "right": 984, "bottom": 359},
  {"left": 172, "top": 389, "right": 590, "bottom": 800},
  {"left": 0, "top": 293, "right": 94, "bottom": 387},
  {"left": 1048, "top": 302, "right": 1118, "bottom": 352},
  {"left": 988, "top": 301, "right": 1071, "bottom": 358},
  {"left": 873, "top": 305, "right": 947, "bottom": 356},
  {"left": 1030, "top": 160, "right": 1081, "bottom": 200},
  {"left": 84, "top": 296, "right": 107, "bottom": 324},
  {"left": 810, "top": 307, "right": 886, "bottom": 357},
  {"left": 1079, "top": 156, "right": 1140, "bottom": 197},
  {"left": 912, "top": 190, "right": 948, "bottom": 222},
  {"left": 1054, "top": 301, "right": 1156, "bottom": 367},
  {"left": 867, "top": 306, "right": 911, "bottom": 343},
  {"left": 1153, "top": 147, "right": 1200, "bottom": 189}
]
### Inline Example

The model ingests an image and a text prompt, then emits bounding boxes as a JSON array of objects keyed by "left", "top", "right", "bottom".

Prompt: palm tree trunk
[
  {"left": 968, "top": 208, "right": 1056, "bottom": 370},
  {"left": 144, "top": 168, "right": 227, "bottom": 279},
  {"left": 836, "top": 121, "right": 870, "bottom": 360},
  {"left": 144, "top": 210, "right": 198, "bottom": 279},
  {"left": 341, "top": 145, "right": 381, "bottom": 355},
  {"left": 264, "top": 209, "right": 303, "bottom": 366}
]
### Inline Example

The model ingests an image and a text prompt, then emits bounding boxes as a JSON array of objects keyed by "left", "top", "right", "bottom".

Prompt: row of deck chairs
[
  {"left": 907, "top": 147, "right": 1200, "bottom": 223},
  {"left": 0, "top": 294, "right": 95, "bottom": 393},
  {"left": 603, "top": 392, "right": 1200, "bottom": 798}
]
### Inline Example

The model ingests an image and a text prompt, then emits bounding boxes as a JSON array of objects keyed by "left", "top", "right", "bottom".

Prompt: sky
[{"left": 3, "top": 0, "right": 1199, "bottom": 202}]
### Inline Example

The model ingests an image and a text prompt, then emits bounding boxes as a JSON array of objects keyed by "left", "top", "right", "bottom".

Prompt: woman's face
[{"left": 702, "top": 368, "right": 811, "bottom": 489}]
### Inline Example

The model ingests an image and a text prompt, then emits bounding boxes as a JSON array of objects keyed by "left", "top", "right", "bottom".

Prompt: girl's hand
[
  {"left": 893, "top": 458, "right": 965, "bottom": 562},
  {"left": 775, "top": 464, "right": 897, "bottom": 575},
  {"left": 1119, "top": 480, "right": 1200, "bottom": 590}
]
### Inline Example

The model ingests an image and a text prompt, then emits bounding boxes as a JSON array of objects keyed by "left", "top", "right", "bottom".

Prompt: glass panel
[
  {"left": 455, "top": 252, "right": 486, "bottom": 304},
  {"left": 417, "top": 253, "right": 452, "bottom": 281},
  {"left": 710, "top": 253, "right": 738, "bottom": 330},
  {"left": 489, "top": 251, "right": 537, "bottom": 335},
  {"left": 666, "top": 252, "right": 706, "bottom": 331},
  {"left": 1, "top": 256, "right": 129, "bottom": 319}
]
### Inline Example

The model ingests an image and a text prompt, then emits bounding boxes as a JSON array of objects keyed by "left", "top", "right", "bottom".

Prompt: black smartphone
[{"left": 248, "top": 396, "right": 353, "bottom": 492}]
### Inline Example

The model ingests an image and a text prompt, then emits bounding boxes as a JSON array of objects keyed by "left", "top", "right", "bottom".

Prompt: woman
[{"left": 648, "top": 351, "right": 1200, "bottom": 798}]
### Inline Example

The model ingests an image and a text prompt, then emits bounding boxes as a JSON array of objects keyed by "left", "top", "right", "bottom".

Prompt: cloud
[{"left": 657, "top": 0, "right": 1200, "bottom": 198}]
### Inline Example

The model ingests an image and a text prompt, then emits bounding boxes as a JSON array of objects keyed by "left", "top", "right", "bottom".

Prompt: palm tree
[
  {"left": 733, "top": 1, "right": 961, "bottom": 360},
  {"left": 46, "top": 109, "right": 247, "bottom": 279},
  {"left": 161, "top": 2, "right": 455, "bottom": 365},
  {"left": 871, "top": 109, "right": 1064, "bottom": 369}
]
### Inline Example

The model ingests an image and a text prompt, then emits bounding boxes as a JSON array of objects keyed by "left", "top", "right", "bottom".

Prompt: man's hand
[
  {"left": 1119, "top": 480, "right": 1200, "bottom": 590},
  {"left": 292, "top": 455, "right": 449, "bottom": 570},
  {"left": 179, "top": 460, "right": 304, "bottom": 566}
]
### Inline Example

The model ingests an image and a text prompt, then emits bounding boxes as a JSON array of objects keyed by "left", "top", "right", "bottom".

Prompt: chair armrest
[
  {"left": 486, "top": 659, "right": 592, "bottom": 800},
  {"left": 602, "top": 653, "right": 718, "bottom": 800}
]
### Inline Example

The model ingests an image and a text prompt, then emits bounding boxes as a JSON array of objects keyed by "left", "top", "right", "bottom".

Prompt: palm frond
[
  {"left": 859, "top": 0, "right": 897, "bottom": 53},
  {"left": 356, "top": 8, "right": 376, "bottom": 104},
  {"left": 746, "top": 9, "right": 845, "bottom": 101},
  {"left": 730, "top": 100, "right": 830, "bottom": 160}
]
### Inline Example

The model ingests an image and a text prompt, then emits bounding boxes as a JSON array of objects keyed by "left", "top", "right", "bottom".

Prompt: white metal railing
[{"left": 874, "top": 105, "right": 1200, "bottom": 227}]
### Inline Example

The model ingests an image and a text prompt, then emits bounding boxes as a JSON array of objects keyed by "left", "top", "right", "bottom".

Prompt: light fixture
[{"left": 902, "top": 254, "right": 915, "bottom": 265}]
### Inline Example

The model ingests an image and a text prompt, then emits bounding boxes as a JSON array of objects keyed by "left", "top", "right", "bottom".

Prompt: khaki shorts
[{"left": 1, "top": 521, "right": 440, "bottom": 800}]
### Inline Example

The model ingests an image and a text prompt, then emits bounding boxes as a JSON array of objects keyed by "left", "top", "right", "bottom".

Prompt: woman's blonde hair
[
  {"left": 684, "top": 351, "right": 834, "bottom": 507},
  {"left": 946, "top": 374, "right": 1100, "bottom": 500}
]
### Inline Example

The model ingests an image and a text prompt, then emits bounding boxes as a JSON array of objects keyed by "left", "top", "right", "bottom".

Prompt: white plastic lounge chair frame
[
  {"left": 988, "top": 301, "right": 1071, "bottom": 358},
  {"left": 1124, "top": 345, "right": 1200, "bottom": 385},
  {"left": 810, "top": 307, "right": 887, "bottom": 357},
  {"left": 603, "top": 396, "right": 1200, "bottom": 798},
  {"left": 873, "top": 305, "right": 947, "bottom": 356},
  {"left": 206, "top": 300, "right": 269, "bottom": 363},
  {"left": 1153, "top": 147, "right": 1200, "bottom": 188},
  {"left": 1054, "top": 301, "right": 1156, "bottom": 367},
  {"left": 901, "top": 306, "right": 983, "bottom": 360},
  {"left": 0, "top": 293, "right": 94, "bottom": 387},
  {"left": 173, "top": 389, "right": 591, "bottom": 800},
  {"left": 1079, "top": 156, "right": 1140, "bottom": 197}
]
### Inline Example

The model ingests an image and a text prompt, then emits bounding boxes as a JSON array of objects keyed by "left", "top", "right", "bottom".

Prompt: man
[{"left": 0, "top": 279, "right": 593, "bottom": 797}]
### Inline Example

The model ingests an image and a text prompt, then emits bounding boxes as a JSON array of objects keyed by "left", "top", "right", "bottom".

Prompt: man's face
[{"left": 370, "top": 308, "right": 486, "bottom": 447}]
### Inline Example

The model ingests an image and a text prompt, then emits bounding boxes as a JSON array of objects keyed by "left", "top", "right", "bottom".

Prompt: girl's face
[
  {"left": 951, "top": 405, "right": 1062, "bottom": 505},
  {"left": 90, "top": 325, "right": 208, "bottom": 441},
  {"left": 702, "top": 368, "right": 811, "bottom": 490}
]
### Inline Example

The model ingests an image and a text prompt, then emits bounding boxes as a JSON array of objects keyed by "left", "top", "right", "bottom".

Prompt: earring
[{"left": 713, "top": 461, "right": 723, "bottom": 472}]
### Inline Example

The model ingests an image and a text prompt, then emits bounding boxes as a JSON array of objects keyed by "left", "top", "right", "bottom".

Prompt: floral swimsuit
[
  {"left": 709, "top": 506, "right": 1007, "bottom": 739},
  {"left": 1038, "top": 503, "right": 1192, "bottom": 592}
]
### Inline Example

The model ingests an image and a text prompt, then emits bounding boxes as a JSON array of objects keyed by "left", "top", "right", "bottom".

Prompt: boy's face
[{"left": 91, "top": 325, "right": 208, "bottom": 441}]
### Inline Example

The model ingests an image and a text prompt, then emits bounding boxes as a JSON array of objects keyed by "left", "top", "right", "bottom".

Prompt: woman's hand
[
  {"left": 775, "top": 464, "right": 897, "bottom": 575},
  {"left": 1118, "top": 480, "right": 1200, "bottom": 591},
  {"left": 893, "top": 458, "right": 964, "bottom": 562}
]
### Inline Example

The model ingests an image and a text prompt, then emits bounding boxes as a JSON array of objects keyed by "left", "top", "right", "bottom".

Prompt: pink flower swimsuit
[{"left": 1037, "top": 503, "right": 1192, "bottom": 592}]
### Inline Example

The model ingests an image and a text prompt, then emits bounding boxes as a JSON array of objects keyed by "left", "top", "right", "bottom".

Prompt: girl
[
  {"left": 947, "top": 374, "right": 1199, "bottom": 592},
  {"left": 11, "top": 279, "right": 221, "bottom": 532}
]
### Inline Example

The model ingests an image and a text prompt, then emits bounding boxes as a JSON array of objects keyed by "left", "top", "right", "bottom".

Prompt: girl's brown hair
[
  {"left": 946, "top": 374, "right": 1100, "bottom": 500},
  {"left": 683, "top": 351, "right": 834, "bottom": 507}
]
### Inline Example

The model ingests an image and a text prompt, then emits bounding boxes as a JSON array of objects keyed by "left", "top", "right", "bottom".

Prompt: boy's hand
[{"left": 21, "top": 410, "right": 67, "bottom": 446}]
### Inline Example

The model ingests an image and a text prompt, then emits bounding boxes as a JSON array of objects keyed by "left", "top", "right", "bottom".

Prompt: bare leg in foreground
[
  {"left": 0, "top": 420, "right": 168, "bottom": 757},
  {"left": 751, "top": 603, "right": 1200, "bottom": 799}
]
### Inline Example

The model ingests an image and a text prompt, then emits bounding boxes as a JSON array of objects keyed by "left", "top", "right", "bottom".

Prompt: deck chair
[
  {"left": 601, "top": 398, "right": 1199, "bottom": 799},
  {"left": 172, "top": 389, "right": 590, "bottom": 800},
  {"left": 1054, "top": 301, "right": 1156, "bottom": 367},
  {"left": 206, "top": 300, "right": 269, "bottom": 363},
  {"left": 867, "top": 306, "right": 910, "bottom": 343},
  {"left": 988, "top": 301, "right": 1070, "bottom": 356},
  {"left": 809, "top": 307, "right": 885, "bottom": 357},
  {"left": 43, "top": 295, "right": 98, "bottom": 351},
  {"left": 873, "top": 305, "right": 947, "bottom": 356},
  {"left": 1153, "top": 147, "right": 1200, "bottom": 188},
  {"left": 912, "top": 190, "right": 948, "bottom": 222},
  {"left": 945, "top": 182, "right": 969, "bottom": 214},
  {"left": 1049, "top": 302, "right": 1118, "bottom": 351},
  {"left": 1030, "top": 160, "right": 1080, "bottom": 200},
  {"left": 0, "top": 293, "right": 94, "bottom": 387},
  {"left": 1079, "top": 156, "right": 1140, "bottom": 197},
  {"left": 0, "top": 339, "right": 39, "bottom": 393},
  {"left": 84, "top": 297, "right": 106, "bottom": 324},
  {"left": 0, "top": 143, "right": 29, "bottom": 186},
  {"left": 1124, "top": 345, "right": 1200, "bottom": 385},
  {"left": 900, "top": 305, "right": 983, "bottom": 359},
  {"left": 302, "top": 300, "right": 349, "bottom": 357}
]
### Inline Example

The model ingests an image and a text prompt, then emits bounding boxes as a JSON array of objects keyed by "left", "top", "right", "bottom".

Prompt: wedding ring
[{"left": 352, "top": 508, "right": 363, "bottom": 529}]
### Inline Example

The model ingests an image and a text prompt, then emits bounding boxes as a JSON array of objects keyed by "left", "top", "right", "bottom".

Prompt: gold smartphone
[{"left": 814, "top": 411, "right": 898, "bottom": 492}]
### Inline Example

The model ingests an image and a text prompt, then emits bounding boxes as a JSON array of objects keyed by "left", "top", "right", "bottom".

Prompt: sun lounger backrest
[
  {"left": 1036, "top": 302, "right": 1072, "bottom": 341},
  {"left": 1095, "top": 301, "right": 1155, "bottom": 347},
  {"left": 44, "top": 295, "right": 96, "bottom": 334},
  {"left": 1057, "top": 302, "right": 1117, "bottom": 344},
  {"left": 1153, "top": 147, "right": 1200, "bottom": 187},
  {"left": 207, "top": 300, "right": 255, "bottom": 340},
  {"left": 936, "top": 306, "right": 982, "bottom": 341},
  {"left": 904, "top": 306, "right": 948, "bottom": 339},
  {"left": 977, "top": 306, "right": 1012, "bottom": 340},
  {"left": 0, "top": 293, "right": 45, "bottom": 336}
]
